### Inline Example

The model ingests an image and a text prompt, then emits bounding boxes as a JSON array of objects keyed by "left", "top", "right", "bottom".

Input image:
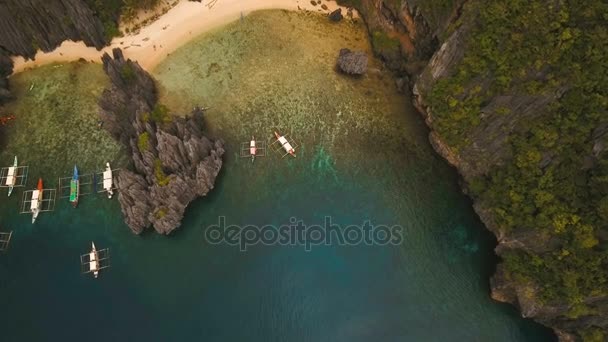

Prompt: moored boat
[
  {"left": 5, "top": 156, "right": 17, "bottom": 197},
  {"left": 274, "top": 131, "right": 296, "bottom": 157},
  {"left": 69, "top": 165, "right": 79, "bottom": 208},
  {"left": 103, "top": 163, "right": 113, "bottom": 199},
  {"left": 89, "top": 242, "right": 99, "bottom": 278},
  {"left": 31, "top": 178, "right": 43, "bottom": 224}
]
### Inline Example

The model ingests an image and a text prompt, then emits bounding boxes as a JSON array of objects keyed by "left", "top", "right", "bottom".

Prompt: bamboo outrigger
[
  {"left": 240, "top": 136, "right": 266, "bottom": 162},
  {"left": 0, "top": 156, "right": 28, "bottom": 196},
  {"left": 80, "top": 242, "right": 110, "bottom": 278},
  {"left": 59, "top": 167, "right": 95, "bottom": 204},
  {"left": 0, "top": 230, "right": 12, "bottom": 252},
  {"left": 271, "top": 131, "right": 299, "bottom": 158},
  {"left": 21, "top": 178, "right": 56, "bottom": 224}
]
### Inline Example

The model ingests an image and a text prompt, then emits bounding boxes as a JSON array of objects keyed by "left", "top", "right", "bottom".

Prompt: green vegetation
[
  {"left": 417, "top": 0, "right": 455, "bottom": 30},
  {"left": 120, "top": 63, "right": 136, "bottom": 83},
  {"left": 154, "top": 158, "right": 170, "bottom": 186},
  {"left": 581, "top": 327, "right": 605, "bottom": 342},
  {"left": 370, "top": 30, "right": 401, "bottom": 56},
  {"left": 137, "top": 132, "right": 149, "bottom": 151},
  {"left": 85, "top": 0, "right": 161, "bottom": 40},
  {"left": 154, "top": 207, "right": 167, "bottom": 219},
  {"left": 425, "top": 0, "right": 608, "bottom": 331},
  {"left": 149, "top": 104, "right": 172, "bottom": 124}
]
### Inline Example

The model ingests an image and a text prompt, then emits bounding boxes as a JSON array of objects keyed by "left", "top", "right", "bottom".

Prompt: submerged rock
[
  {"left": 336, "top": 48, "right": 367, "bottom": 75},
  {"left": 99, "top": 48, "right": 224, "bottom": 235},
  {"left": 329, "top": 8, "right": 343, "bottom": 22}
]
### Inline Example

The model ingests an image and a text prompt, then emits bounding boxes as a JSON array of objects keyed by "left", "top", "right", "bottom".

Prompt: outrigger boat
[
  {"left": 89, "top": 242, "right": 99, "bottom": 278},
  {"left": 31, "top": 178, "right": 43, "bottom": 224},
  {"left": 81, "top": 241, "right": 110, "bottom": 278},
  {"left": 69, "top": 165, "right": 80, "bottom": 208},
  {"left": 103, "top": 163, "right": 114, "bottom": 198},
  {"left": 5, "top": 156, "right": 17, "bottom": 197},
  {"left": 274, "top": 131, "right": 296, "bottom": 157}
]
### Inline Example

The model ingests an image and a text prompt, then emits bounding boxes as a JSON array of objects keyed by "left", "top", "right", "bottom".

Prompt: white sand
[{"left": 11, "top": 0, "right": 353, "bottom": 74}]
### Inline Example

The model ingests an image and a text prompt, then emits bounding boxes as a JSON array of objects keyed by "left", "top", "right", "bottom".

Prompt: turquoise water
[{"left": 0, "top": 10, "right": 554, "bottom": 342}]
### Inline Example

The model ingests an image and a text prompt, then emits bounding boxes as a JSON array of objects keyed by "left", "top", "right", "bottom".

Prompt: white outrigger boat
[
  {"left": 80, "top": 241, "right": 110, "bottom": 278},
  {"left": 103, "top": 163, "right": 114, "bottom": 198},
  {"left": 240, "top": 136, "right": 266, "bottom": 161},
  {"left": 274, "top": 131, "right": 296, "bottom": 157},
  {"left": 5, "top": 156, "right": 17, "bottom": 197},
  {"left": 20, "top": 179, "right": 55, "bottom": 222}
]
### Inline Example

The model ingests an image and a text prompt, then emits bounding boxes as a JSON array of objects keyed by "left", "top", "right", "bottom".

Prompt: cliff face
[
  {"left": 0, "top": 0, "right": 107, "bottom": 59},
  {"left": 350, "top": 0, "right": 607, "bottom": 340},
  {"left": 0, "top": 0, "right": 111, "bottom": 109},
  {"left": 99, "top": 48, "right": 224, "bottom": 235}
]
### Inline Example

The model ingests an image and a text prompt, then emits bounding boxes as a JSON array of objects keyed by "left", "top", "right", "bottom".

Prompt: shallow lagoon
[{"left": 0, "top": 10, "right": 553, "bottom": 341}]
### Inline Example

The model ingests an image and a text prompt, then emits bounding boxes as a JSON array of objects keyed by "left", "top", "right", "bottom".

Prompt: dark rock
[
  {"left": 0, "top": 50, "right": 14, "bottom": 106},
  {"left": 329, "top": 8, "right": 343, "bottom": 22},
  {"left": 0, "top": 0, "right": 108, "bottom": 60},
  {"left": 336, "top": 48, "right": 368, "bottom": 75},
  {"left": 99, "top": 48, "right": 224, "bottom": 235}
]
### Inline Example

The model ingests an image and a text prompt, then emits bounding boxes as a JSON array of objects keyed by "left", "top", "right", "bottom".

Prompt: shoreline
[{"left": 11, "top": 0, "right": 353, "bottom": 75}]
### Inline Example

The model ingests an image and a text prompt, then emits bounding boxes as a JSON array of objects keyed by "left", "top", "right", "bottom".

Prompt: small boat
[
  {"left": 274, "top": 131, "right": 296, "bottom": 157},
  {"left": 89, "top": 242, "right": 99, "bottom": 279},
  {"left": 250, "top": 136, "right": 257, "bottom": 162},
  {"left": 69, "top": 165, "right": 79, "bottom": 208},
  {"left": 103, "top": 163, "right": 113, "bottom": 199},
  {"left": 5, "top": 156, "right": 17, "bottom": 197},
  {"left": 31, "top": 178, "right": 43, "bottom": 224}
]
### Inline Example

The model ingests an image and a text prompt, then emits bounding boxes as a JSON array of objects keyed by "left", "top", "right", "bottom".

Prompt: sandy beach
[{"left": 11, "top": 0, "right": 353, "bottom": 74}]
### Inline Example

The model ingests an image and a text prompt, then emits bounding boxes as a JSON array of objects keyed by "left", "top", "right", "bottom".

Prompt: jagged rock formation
[
  {"left": 336, "top": 48, "right": 367, "bottom": 75},
  {"left": 99, "top": 48, "right": 224, "bottom": 234}
]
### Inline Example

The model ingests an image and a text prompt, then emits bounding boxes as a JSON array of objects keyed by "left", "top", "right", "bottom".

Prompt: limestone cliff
[
  {"left": 0, "top": 0, "right": 107, "bottom": 59},
  {"left": 348, "top": 0, "right": 607, "bottom": 340},
  {"left": 0, "top": 0, "right": 112, "bottom": 109},
  {"left": 99, "top": 48, "right": 224, "bottom": 234}
]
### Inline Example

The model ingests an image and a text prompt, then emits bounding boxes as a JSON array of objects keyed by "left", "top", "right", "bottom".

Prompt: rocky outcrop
[
  {"left": 0, "top": 0, "right": 108, "bottom": 60},
  {"left": 99, "top": 48, "right": 224, "bottom": 234},
  {"left": 329, "top": 8, "right": 344, "bottom": 22},
  {"left": 336, "top": 48, "right": 368, "bottom": 75},
  {"left": 340, "top": 0, "right": 464, "bottom": 73}
]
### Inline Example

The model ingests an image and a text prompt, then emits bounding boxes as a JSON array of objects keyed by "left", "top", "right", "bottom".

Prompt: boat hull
[
  {"left": 70, "top": 166, "right": 79, "bottom": 208},
  {"left": 104, "top": 163, "right": 113, "bottom": 199},
  {"left": 7, "top": 156, "right": 17, "bottom": 197}
]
